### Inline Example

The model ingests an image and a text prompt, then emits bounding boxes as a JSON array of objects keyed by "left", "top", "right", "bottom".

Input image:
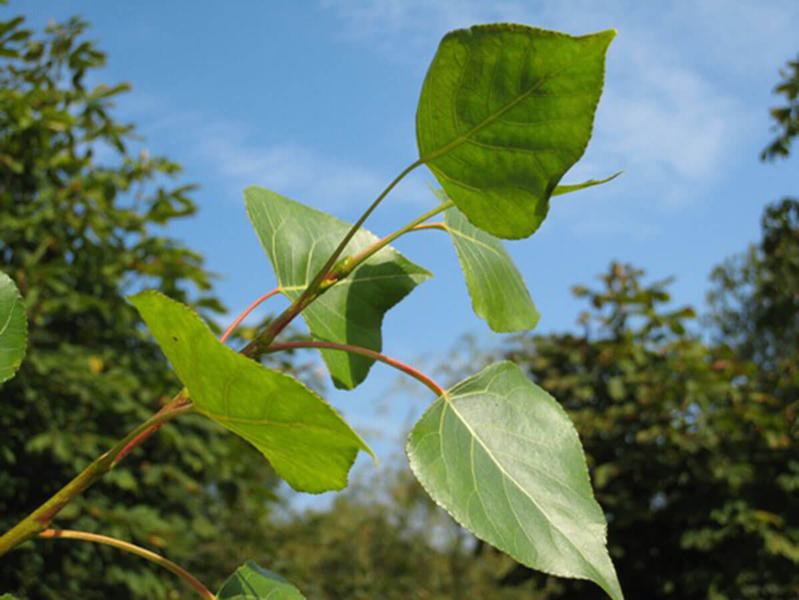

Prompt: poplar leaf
[
  {"left": 131, "top": 291, "right": 372, "bottom": 493},
  {"left": 443, "top": 203, "right": 539, "bottom": 332},
  {"left": 0, "top": 271, "right": 27, "bottom": 384},
  {"left": 407, "top": 361, "right": 623, "bottom": 599},
  {"left": 417, "top": 24, "right": 615, "bottom": 239},
  {"left": 245, "top": 186, "right": 431, "bottom": 389},
  {"left": 217, "top": 561, "right": 305, "bottom": 599}
]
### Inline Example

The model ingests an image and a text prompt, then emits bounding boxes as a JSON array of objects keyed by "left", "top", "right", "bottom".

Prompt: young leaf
[
  {"left": 407, "top": 361, "right": 622, "bottom": 600},
  {"left": 443, "top": 203, "right": 539, "bottom": 332},
  {"left": 416, "top": 24, "right": 615, "bottom": 239},
  {"left": 553, "top": 172, "right": 622, "bottom": 197},
  {"left": 217, "top": 561, "right": 305, "bottom": 599},
  {"left": 0, "top": 271, "right": 28, "bottom": 384},
  {"left": 130, "top": 291, "right": 373, "bottom": 493},
  {"left": 245, "top": 186, "right": 431, "bottom": 390}
]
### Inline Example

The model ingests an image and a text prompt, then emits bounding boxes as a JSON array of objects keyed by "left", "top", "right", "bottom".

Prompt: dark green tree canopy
[
  {"left": 762, "top": 54, "right": 799, "bottom": 161},
  {"left": 0, "top": 14, "right": 283, "bottom": 599}
]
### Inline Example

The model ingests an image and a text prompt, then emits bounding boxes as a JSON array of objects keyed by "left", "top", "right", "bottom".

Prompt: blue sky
[{"left": 14, "top": 1, "right": 799, "bottom": 491}]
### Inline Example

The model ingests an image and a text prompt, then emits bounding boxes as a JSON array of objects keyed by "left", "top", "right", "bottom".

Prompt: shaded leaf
[
  {"left": 553, "top": 172, "right": 621, "bottom": 197},
  {"left": 417, "top": 24, "right": 615, "bottom": 239},
  {"left": 217, "top": 561, "right": 305, "bottom": 599},
  {"left": 0, "top": 271, "right": 27, "bottom": 384},
  {"left": 443, "top": 203, "right": 539, "bottom": 332},
  {"left": 130, "top": 291, "right": 372, "bottom": 493},
  {"left": 407, "top": 361, "right": 622, "bottom": 599},
  {"left": 245, "top": 186, "right": 431, "bottom": 389}
]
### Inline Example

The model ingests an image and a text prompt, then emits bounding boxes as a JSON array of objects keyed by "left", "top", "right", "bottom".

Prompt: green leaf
[
  {"left": 553, "top": 171, "right": 622, "bottom": 197},
  {"left": 130, "top": 291, "right": 372, "bottom": 493},
  {"left": 217, "top": 561, "right": 305, "bottom": 599},
  {"left": 416, "top": 24, "right": 615, "bottom": 239},
  {"left": 0, "top": 594, "right": 20, "bottom": 599},
  {"left": 0, "top": 271, "right": 27, "bottom": 384},
  {"left": 245, "top": 186, "right": 431, "bottom": 389},
  {"left": 443, "top": 203, "right": 539, "bottom": 332},
  {"left": 407, "top": 361, "right": 622, "bottom": 600}
]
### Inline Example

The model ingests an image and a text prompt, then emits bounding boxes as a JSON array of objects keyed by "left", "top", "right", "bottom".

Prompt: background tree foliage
[{"left": 0, "top": 13, "right": 290, "bottom": 599}]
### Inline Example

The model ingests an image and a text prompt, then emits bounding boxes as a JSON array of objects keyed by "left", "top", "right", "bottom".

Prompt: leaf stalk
[
  {"left": 268, "top": 340, "right": 445, "bottom": 397},
  {"left": 39, "top": 529, "right": 215, "bottom": 600}
]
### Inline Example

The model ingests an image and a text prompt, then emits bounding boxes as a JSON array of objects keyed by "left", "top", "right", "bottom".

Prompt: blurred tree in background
[
  {"left": 0, "top": 13, "right": 287, "bottom": 599},
  {"left": 505, "top": 260, "right": 797, "bottom": 599},
  {"left": 761, "top": 53, "right": 799, "bottom": 161}
]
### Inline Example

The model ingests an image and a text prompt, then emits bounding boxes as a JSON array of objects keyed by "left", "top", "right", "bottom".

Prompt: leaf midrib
[
  {"left": 440, "top": 391, "right": 604, "bottom": 580},
  {"left": 420, "top": 44, "right": 603, "bottom": 165}
]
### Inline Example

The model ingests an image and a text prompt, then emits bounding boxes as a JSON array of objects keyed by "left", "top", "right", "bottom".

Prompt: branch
[
  {"left": 336, "top": 200, "right": 452, "bottom": 279},
  {"left": 0, "top": 396, "right": 192, "bottom": 557}
]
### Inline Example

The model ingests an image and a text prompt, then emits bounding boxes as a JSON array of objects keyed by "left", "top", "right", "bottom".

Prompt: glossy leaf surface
[
  {"left": 444, "top": 204, "right": 539, "bottom": 332},
  {"left": 417, "top": 24, "right": 614, "bottom": 239},
  {"left": 0, "top": 271, "right": 27, "bottom": 384},
  {"left": 407, "top": 361, "right": 622, "bottom": 599},
  {"left": 217, "top": 561, "right": 305, "bottom": 599},
  {"left": 131, "top": 291, "right": 372, "bottom": 493},
  {"left": 245, "top": 186, "right": 431, "bottom": 389}
]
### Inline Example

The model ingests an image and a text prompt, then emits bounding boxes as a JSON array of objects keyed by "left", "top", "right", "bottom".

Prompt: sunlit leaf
[
  {"left": 407, "top": 361, "right": 622, "bottom": 599},
  {"left": 245, "top": 186, "right": 431, "bottom": 389},
  {"left": 417, "top": 24, "right": 615, "bottom": 239},
  {"left": 0, "top": 271, "right": 27, "bottom": 384},
  {"left": 217, "top": 561, "right": 305, "bottom": 599},
  {"left": 131, "top": 291, "right": 372, "bottom": 493},
  {"left": 443, "top": 202, "right": 539, "bottom": 332}
]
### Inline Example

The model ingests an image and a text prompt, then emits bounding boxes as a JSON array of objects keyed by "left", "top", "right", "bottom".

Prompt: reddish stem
[
  {"left": 40, "top": 529, "right": 214, "bottom": 600},
  {"left": 220, "top": 288, "right": 282, "bottom": 343},
  {"left": 114, "top": 423, "right": 163, "bottom": 464},
  {"left": 113, "top": 395, "right": 191, "bottom": 465},
  {"left": 268, "top": 340, "right": 445, "bottom": 396}
]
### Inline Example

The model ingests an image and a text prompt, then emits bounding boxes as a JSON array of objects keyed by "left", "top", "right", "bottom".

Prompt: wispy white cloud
[{"left": 115, "top": 95, "right": 434, "bottom": 214}]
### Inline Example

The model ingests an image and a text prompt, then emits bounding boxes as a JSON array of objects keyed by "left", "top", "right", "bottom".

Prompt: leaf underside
[
  {"left": 443, "top": 201, "right": 539, "bottom": 332},
  {"left": 217, "top": 560, "right": 305, "bottom": 599},
  {"left": 0, "top": 271, "right": 28, "bottom": 385},
  {"left": 131, "top": 291, "right": 372, "bottom": 493},
  {"left": 245, "top": 186, "right": 431, "bottom": 390},
  {"left": 407, "top": 361, "right": 622, "bottom": 599},
  {"left": 416, "top": 24, "right": 615, "bottom": 239}
]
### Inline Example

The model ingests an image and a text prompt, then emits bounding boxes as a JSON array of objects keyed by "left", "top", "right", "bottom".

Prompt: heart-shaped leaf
[
  {"left": 443, "top": 202, "right": 539, "bottom": 332},
  {"left": 217, "top": 561, "right": 305, "bottom": 599},
  {"left": 417, "top": 24, "right": 615, "bottom": 239},
  {"left": 407, "top": 361, "right": 622, "bottom": 599},
  {"left": 0, "top": 271, "right": 27, "bottom": 384},
  {"left": 245, "top": 186, "right": 431, "bottom": 390},
  {"left": 131, "top": 291, "right": 373, "bottom": 493}
]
